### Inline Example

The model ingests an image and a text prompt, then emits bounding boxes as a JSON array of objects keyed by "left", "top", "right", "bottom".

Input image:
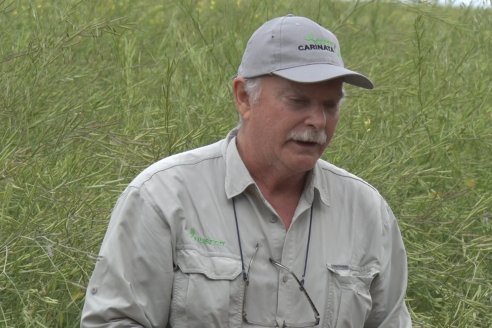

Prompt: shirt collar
[
  {"left": 224, "top": 128, "right": 256, "bottom": 199},
  {"left": 223, "top": 127, "right": 331, "bottom": 206},
  {"left": 311, "top": 163, "right": 331, "bottom": 206}
]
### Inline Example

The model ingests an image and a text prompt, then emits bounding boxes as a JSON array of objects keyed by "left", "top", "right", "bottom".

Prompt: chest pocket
[
  {"left": 170, "top": 249, "right": 243, "bottom": 328},
  {"left": 325, "top": 264, "right": 377, "bottom": 328}
]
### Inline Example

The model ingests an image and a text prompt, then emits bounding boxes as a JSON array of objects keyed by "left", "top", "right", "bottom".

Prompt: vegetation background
[{"left": 1, "top": 0, "right": 491, "bottom": 327}]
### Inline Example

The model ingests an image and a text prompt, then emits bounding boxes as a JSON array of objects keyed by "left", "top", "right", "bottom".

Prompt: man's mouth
[{"left": 292, "top": 140, "right": 319, "bottom": 147}]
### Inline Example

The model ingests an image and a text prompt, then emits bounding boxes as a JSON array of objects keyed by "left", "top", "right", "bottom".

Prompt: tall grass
[{"left": 1, "top": 0, "right": 491, "bottom": 327}]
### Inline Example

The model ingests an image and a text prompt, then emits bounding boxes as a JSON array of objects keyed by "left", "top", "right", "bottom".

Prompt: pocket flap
[
  {"left": 176, "top": 249, "right": 242, "bottom": 280},
  {"left": 326, "top": 264, "right": 378, "bottom": 286}
]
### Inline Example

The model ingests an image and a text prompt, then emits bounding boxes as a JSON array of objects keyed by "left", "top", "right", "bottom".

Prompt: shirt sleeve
[
  {"left": 81, "top": 186, "right": 174, "bottom": 328},
  {"left": 364, "top": 200, "right": 412, "bottom": 328}
]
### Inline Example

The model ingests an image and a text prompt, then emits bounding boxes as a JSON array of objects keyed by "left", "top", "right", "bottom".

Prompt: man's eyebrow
[
  {"left": 278, "top": 83, "right": 302, "bottom": 95},
  {"left": 279, "top": 83, "right": 345, "bottom": 100}
]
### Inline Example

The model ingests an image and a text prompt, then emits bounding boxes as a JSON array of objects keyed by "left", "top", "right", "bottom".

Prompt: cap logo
[{"left": 297, "top": 32, "right": 339, "bottom": 56}]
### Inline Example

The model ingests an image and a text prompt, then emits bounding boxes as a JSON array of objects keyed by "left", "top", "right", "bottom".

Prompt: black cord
[
  {"left": 301, "top": 203, "right": 314, "bottom": 285},
  {"left": 232, "top": 197, "right": 247, "bottom": 281},
  {"left": 233, "top": 196, "right": 314, "bottom": 286}
]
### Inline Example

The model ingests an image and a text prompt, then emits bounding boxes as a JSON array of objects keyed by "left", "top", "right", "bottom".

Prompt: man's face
[{"left": 238, "top": 75, "right": 344, "bottom": 176}]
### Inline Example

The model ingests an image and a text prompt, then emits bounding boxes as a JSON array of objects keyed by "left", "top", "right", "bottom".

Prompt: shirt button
[
  {"left": 270, "top": 216, "right": 278, "bottom": 223},
  {"left": 91, "top": 287, "right": 98, "bottom": 294},
  {"left": 282, "top": 275, "right": 289, "bottom": 283}
]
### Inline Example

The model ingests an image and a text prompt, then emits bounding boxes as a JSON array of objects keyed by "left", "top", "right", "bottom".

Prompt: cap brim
[{"left": 272, "top": 64, "right": 374, "bottom": 89}]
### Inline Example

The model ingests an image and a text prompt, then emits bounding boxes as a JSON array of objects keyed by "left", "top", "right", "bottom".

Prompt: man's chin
[{"left": 286, "top": 156, "right": 320, "bottom": 173}]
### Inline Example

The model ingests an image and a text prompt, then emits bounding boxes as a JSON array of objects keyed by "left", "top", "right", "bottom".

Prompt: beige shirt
[{"left": 81, "top": 129, "right": 411, "bottom": 328}]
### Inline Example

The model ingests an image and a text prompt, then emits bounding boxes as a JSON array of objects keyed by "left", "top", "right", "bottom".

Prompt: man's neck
[
  {"left": 235, "top": 135, "right": 308, "bottom": 228},
  {"left": 253, "top": 171, "right": 306, "bottom": 229},
  {"left": 251, "top": 168, "right": 306, "bottom": 199}
]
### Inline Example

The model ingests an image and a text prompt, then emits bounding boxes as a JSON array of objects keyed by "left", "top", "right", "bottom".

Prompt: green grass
[{"left": 1, "top": 0, "right": 491, "bottom": 327}]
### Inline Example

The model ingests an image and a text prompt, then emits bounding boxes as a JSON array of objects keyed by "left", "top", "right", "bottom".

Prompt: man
[{"left": 81, "top": 15, "right": 412, "bottom": 327}]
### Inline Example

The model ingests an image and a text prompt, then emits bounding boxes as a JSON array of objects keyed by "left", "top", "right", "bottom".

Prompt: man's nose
[{"left": 305, "top": 105, "right": 326, "bottom": 129}]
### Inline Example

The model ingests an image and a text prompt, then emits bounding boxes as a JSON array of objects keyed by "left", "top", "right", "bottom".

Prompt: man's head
[
  {"left": 233, "top": 15, "right": 372, "bottom": 177},
  {"left": 234, "top": 75, "right": 344, "bottom": 176}
]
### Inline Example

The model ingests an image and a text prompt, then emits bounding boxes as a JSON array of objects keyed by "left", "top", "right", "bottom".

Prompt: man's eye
[
  {"left": 323, "top": 103, "right": 339, "bottom": 112},
  {"left": 289, "top": 98, "right": 307, "bottom": 105}
]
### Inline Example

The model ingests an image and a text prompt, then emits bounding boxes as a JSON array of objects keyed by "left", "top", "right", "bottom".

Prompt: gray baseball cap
[{"left": 237, "top": 15, "right": 374, "bottom": 89}]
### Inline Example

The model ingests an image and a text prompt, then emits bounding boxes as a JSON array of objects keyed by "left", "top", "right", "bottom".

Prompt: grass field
[{"left": 1, "top": 0, "right": 491, "bottom": 327}]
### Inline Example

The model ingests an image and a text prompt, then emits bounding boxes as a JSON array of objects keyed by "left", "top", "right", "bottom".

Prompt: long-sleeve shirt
[{"left": 81, "top": 129, "right": 412, "bottom": 327}]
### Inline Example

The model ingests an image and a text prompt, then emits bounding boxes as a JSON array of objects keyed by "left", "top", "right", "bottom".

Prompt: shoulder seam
[
  {"left": 132, "top": 153, "right": 223, "bottom": 189},
  {"left": 321, "top": 166, "right": 379, "bottom": 193}
]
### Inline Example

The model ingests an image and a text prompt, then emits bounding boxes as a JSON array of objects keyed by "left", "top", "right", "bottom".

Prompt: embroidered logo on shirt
[{"left": 189, "top": 228, "right": 225, "bottom": 246}]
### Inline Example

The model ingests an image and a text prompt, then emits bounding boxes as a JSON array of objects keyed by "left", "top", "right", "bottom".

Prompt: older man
[{"left": 81, "top": 15, "right": 412, "bottom": 328}]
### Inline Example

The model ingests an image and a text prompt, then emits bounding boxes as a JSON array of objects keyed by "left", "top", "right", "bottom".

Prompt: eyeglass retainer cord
[{"left": 231, "top": 197, "right": 314, "bottom": 286}]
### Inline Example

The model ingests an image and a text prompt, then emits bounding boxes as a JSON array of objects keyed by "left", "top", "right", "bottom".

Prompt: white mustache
[{"left": 287, "top": 129, "right": 327, "bottom": 144}]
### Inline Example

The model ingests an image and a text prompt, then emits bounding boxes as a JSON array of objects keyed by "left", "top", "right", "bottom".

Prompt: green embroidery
[
  {"left": 190, "top": 228, "right": 226, "bottom": 246},
  {"left": 305, "top": 32, "right": 336, "bottom": 47},
  {"left": 304, "top": 33, "right": 341, "bottom": 57}
]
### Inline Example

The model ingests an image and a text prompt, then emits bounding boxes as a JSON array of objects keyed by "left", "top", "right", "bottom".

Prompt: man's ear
[{"left": 233, "top": 77, "right": 252, "bottom": 121}]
